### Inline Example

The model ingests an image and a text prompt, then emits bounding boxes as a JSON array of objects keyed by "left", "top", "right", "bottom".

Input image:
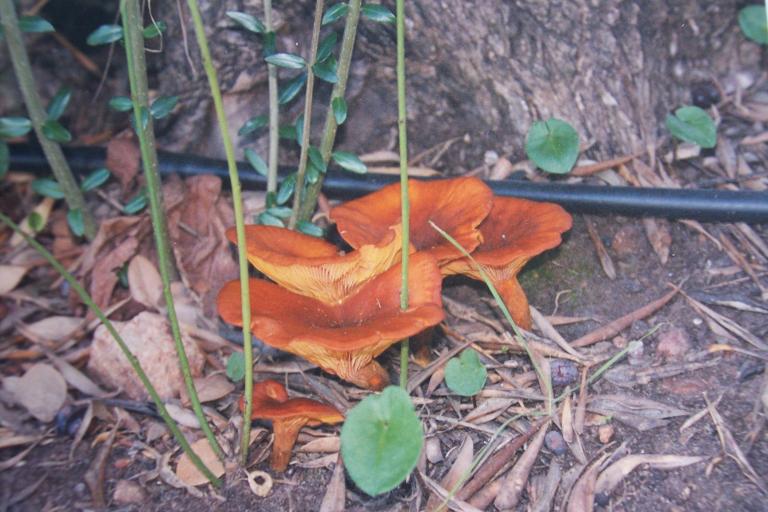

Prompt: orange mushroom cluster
[{"left": 217, "top": 176, "right": 571, "bottom": 391}]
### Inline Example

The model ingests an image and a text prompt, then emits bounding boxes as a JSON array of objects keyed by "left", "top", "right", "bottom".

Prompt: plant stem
[
  {"left": 0, "top": 211, "right": 221, "bottom": 486},
  {"left": 120, "top": 0, "right": 223, "bottom": 460},
  {"left": 396, "top": 0, "right": 411, "bottom": 389},
  {"left": 297, "top": 0, "right": 362, "bottom": 223},
  {"left": 0, "top": 0, "right": 96, "bottom": 240},
  {"left": 264, "top": 0, "right": 279, "bottom": 200},
  {"left": 288, "top": 0, "right": 325, "bottom": 229},
  {"left": 184, "top": 0, "right": 254, "bottom": 465}
]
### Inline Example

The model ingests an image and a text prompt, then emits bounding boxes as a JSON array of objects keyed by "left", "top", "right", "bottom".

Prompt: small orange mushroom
[
  {"left": 218, "top": 252, "right": 444, "bottom": 389},
  {"left": 241, "top": 380, "right": 343, "bottom": 472},
  {"left": 226, "top": 224, "right": 404, "bottom": 304},
  {"left": 442, "top": 197, "right": 572, "bottom": 329},
  {"left": 330, "top": 177, "right": 493, "bottom": 269}
]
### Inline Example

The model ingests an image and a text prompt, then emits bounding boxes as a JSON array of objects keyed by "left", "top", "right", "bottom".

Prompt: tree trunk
[{"left": 155, "top": 0, "right": 760, "bottom": 172}]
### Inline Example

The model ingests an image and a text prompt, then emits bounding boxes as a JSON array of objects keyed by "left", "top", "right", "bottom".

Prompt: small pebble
[
  {"left": 483, "top": 150, "right": 499, "bottom": 166},
  {"left": 598, "top": 424, "right": 614, "bottom": 444},
  {"left": 550, "top": 359, "right": 578, "bottom": 386},
  {"left": 544, "top": 430, "right": 567, "bottom": 456}
]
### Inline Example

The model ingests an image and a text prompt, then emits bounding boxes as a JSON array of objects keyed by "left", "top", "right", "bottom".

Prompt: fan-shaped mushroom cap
[
  {"left": 442, "top": 197, "right": 572, "bottom": 329},
  {"left": 218, "top": 252, "right": 444, "bottom": 389},
  {"left": 330, "top": 177, "right": 493, "bottom": 269},
  {"left": 226, "top": 224, "right": 403, "bottom": 304},
  {"left": 241, "top": 380, "right": 343, "bottom": 471}
]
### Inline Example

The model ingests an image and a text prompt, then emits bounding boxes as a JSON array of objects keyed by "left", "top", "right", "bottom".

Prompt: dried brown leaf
[
  {"left": 106, "top": 135, "right": 140, "bottom": 188},
  {"left": 585, "top": 217, "right": 616, "bottom": 279},
  {"left": 595, "top": 454, "right": 705, "bottom": 497},
  {"left": 494, "top": 422, "right": 550, "bottom": 510},
  {"left": 127, "top": 254, "right": 163, "bottom": 309},
  {"left": 298, "top": 436, "right": 340, "bottom": 453},
  {"left": 189, "top": 374, "right": 234, "bottom": 404},
  {"left": 0, "top": 265, "right": 28, "bottom": 294},
  {"left": 425, "top": 434, "right": 474, "bottom": 511},
  {"left": 562, "top": 395, "right": 574, "bottom": 443},
  {"left": 588, "top": 394, "right": 688, "bottom": 431},
  {"left": 530, "top": 462, "right": 561, "bottom": 512},
  {"left": 47, "top": 352, "right": 107, "bottom": 397},
  {"left": 18, "top": 316, "right": 83, "bottom": 346},
  {"left": 3, "top": 363, "right": 67, "bottom": 422},
  {"left": 175, "top": 437, "right": 226, "bottom": 486},
  {"left": 9, "top": 198, "right": 54, "bottom": 247},
  {"left": 319, "top": 457, "right": 345, "bottom": 512},
  {"left": 566, "top": 453, "right": 608, "bottom": 512},
  {"left": 643, "top": 218, "right": 671, "bottom": 265}
]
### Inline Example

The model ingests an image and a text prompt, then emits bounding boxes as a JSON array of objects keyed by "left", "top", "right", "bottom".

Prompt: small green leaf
[
  {"left": 258, "top": 211, "right": 284, "bottom": 227},
  {"left": 312, "top": 56, "right": 338, "bottom": 83},
  {"left": 265, "top": 206, "right": 293, "bottom": 219},
  {"left": 317, "top": 32, "right": 338, "bottom": 62},
  {"left": 276, "top": 173, "right": 296, "bottom": 205},
  {"left": 80, "top": 168, "right": 111, "bottom": 191},
  {"left": 322, "top": 3, "right": 349, "bottom": 25},
  {"left": 86, "top": 24, "right": 123, "bottom": 45},
  {"left": 226, "top": 352, "right": 245, "bottom": 382},
  {"left": 331, "top": 97, "right": 347, "bottom": 125},
  {"left": 332, "top": 151, "right": 367, "bottom": 174},
  {"left": 31, "top": 178, "right": 65, "bottom": 199},
  {"left": 279, "top": 124, "right": 297, "bottom": 140},
  {"left": 46, "top": 86, "right": 72, "bottom": 121},
  {"left": 265, "top": 53, "right": 307, "bottom": 69},
  {"left": 262, "top": 31, "right": 277, "bottom": 57},
  {"left": 444, "top": 349, "right": 487, "bottom": 396},
  {"left": 18, "top": 16, "right": 54, "bottom": 33},
  {"left": 306, "top": 165, "right": 320, "bottom": 184},
  {"left": 109, "top": 96, "right": 133, "bottom": 112},
  {"left": 149, "top": 95, "right": 179, "bottom": 119},
  {"left": 295, "top": 114, "right": 304, "bottom": 146},
  {"left": 361, "top": 4, "right": 395, "bottom": 23},
  {"left": 66, "top": 209, "right": 84, "bottom": 237},
  {"left": 278, "top": 73, "right": 307, "bottom": 105},
  {"left": 308, "top": 146, "right": 327, "bottom": 174},
  {"left": 130, "top": 106, "right": 150, "bottom": 133},
  {"left": 142, "top": 20, "right": 167, "bottom": 39},
  {"left": 27, "top": 212, "right": 43, "bottom": 232},
  {"left": 525, "top": 118, "right": 580, "bottom": 174},
  {"left": 226, "top": 11, "right": 265, "bottom": 33},
  {"left": 341, "top": 386, "right": 423, "bottom": 496},
  {"left": 0, "top": 117, "right": 32, "bottom": 138},
  {"left": 739, "top": 5, "right": 768, "bottom": 45},
  {"left": 238, "top": 115, "right": 268, "bottom": 136},
  {"left": 245, "top": 148, "right": 268, "bottom": 176},
  {"left": 0, "top": 141, "right": 8, "bottom": 179},
  {"left": 42, "top": 120, "right": 71, "bottom": 143},
  {"left": 297, "top": 220, "right": 324, "bottom": 237},
  {"left": 665, "top": 105, "right": 717, "bottom": 149},
  {"left": 123, "top": 190, "right": 147, "bottom": 214}
]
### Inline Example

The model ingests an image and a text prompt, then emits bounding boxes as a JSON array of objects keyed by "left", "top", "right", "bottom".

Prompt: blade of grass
[
  {"left": 120, "top": 0, "right": 223, "bottom": 460},
  {"left": 184, "top": 0, "right": 254, "bottom": 465},
  {"left": 264, "top": 0, "right": 279, "bottom": 200},
  {"left": 0, "top": 0, "right": 96, "bottom": 239},
  {"left": 0, "top": 211, "right": 220, "bottom": 486}
]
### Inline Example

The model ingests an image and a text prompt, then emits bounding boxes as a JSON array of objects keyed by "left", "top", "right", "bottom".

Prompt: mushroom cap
[
  {"left": 242, "top": 380, "right": 344, "bottom": 424},
  {"left": 218, "top": 252, "right": 444, "bottom": 387},
  {"left": 226, "top": 224, "right": 403, "bottom": 304},
  {"left": 330, "top": 177, "right": 493, "bottom": 267}
]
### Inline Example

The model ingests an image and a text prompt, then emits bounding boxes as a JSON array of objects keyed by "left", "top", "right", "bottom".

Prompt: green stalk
[
  {"left": 396, "top": 0, "right": 410, "bottom": 389},
  {"left": 184, "top": 0, "right": 254, "bottom": 465},
  {"left": 289, "top": 0, "right": 325, "bottom": 228},
  {"left": 0, "top": 0, "right": 96, "bottom": 240},
  {"left": 264, "top": 0, "right": 279, "bottom": 200},
  {"left": 120, "top": 0, "right": 223, "bottom": 460},
  {"left": 297, "top": 0, "right": 362, "bottom": 223},
  {"left": 0, "top": 211, "right": 220, "bottom": 486}
]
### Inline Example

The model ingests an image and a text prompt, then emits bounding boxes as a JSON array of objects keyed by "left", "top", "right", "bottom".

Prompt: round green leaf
[
  {"left": 109, "top": 96, "right": 133, "bottom": 112},
  {"left": 332, "top": 151, "right": 367, "bottom": 174},
  {"left": 0, "top": 117, "right": 32, "bottom": 138},
  {"left": 42, "top": 119, "right": 71, "bottom": 143},
  {"left": 149, "top": 96, "right": 179, "bottom": 120},
  {"left": 276, "top": 174, "right": 296, "bottom": 205},
  {"left": 46, "top": 86, "right": 72, "bottom": 121},
  {"left": 308, "top": 146, "right": 327, "bottom": 174},
  {"left": 258, "top": 211, "right": 284, "bottom": 227},
  {"left": 525, "top": 118, "right": 580, "bottom": 174},
  {"left": 245, "top": 148, "right": 268, "bottom": 176},
  {"left": 444, "top": 349, "right": 487, "bottom": 397},
  {"left": 739, "top": 5, "right": 768, "bottom": 45},
  {"left": 80, "top": 168, "right": 111, "bottom": 192},
  {"left": 123, "top": 190, "right": 147, "bottom": 214},
  {"left": 340, "top": 386, "right": 424, "bottom": 496},
  {"left": 332, "top": 97, "right": 347, "bottom": 125},
  {"left": 265, "top": 206, "right": 292, "bottom": 219},
  {"left": 265, "top": 53, "right": 307, "bottom": 70},
  {"left": 322, "top": 3, "right": 349, "bottom": 25},
  {"left": 665, "top": 105, "right": 717, "bottom": 149},
  {"left": 27, "top": 212, "right": 44, "bottom": 233},
  {"left": 18, "top": 16, "right": 54, "bottom": 33},
  {"left": 226, "top": 11, "right": 265, "bottom": 33},
  {"left": 239, "top": 115, "right": 268, "bottom": 136},
  {"left": 226, "top": 352, "right": 245, "bottom": 382},
  {"left": 32, "top": 178, "right": 64, "bottom": 199},
  {"left": 142, "top": 20, "right": 167, "bottom": 39},
  {"left": 313, "top": 57, "right": 338, "bottom": 84},
  {"left": 361, "top": 4, "right": 395, "bottom": 23},
  {"left": 0, "top": 141, "right": 8, "bottom": 179},
  {"left": 86, "top": 24, "right": 123, "bottom": 46},
  {"left": 278, "top": 73, "right": 307, "bottom": 105},
  {"left": 67, "top": 209, "right": 84, "bottom": 237},
  {"left": 317, "top": 32, "right": 338, "bottom": 63},
  {"left": 297, "top": 221, "right": 324, "bottom": 237}
]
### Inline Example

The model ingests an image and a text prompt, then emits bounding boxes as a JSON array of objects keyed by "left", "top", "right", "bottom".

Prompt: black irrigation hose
[{"left": 8, "top": 144, "right": 768, "bottom": 223}]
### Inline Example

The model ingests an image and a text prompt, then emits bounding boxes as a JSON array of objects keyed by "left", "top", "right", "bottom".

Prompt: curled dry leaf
[
  {"left": 190, "top": 374, "right": 235, "bottom": 404},
  {"left": 426, "top": 434, "right": 474, "bottom": 512},
  {"left": 588, "top": 394, "right": 688, "bottom": 431},
  {"left": 319, "top": 457, "right": 345, "bottom": 512},
  {"left": 3, "top": 363, "right": 67, "bottom": 422},
  {"left": 494, "top": 423, "right": 550, "bottom": 510},
  {"left": 127, "top": 254, "right": 163, "bottom": 309},
  {"left": 643, "top": 218, "right": 671, "bottom": 265},
  {"left": 566, "top": 453, "right": 608, "bottom": 512},
  {"left": 298, "top": 436, "right": 340, "bottom": 453},
  {"left": 0, "top": 265, "right": 28, "bottom": 294},
  {"left": 9, "top": 197, "right": 55, "bottom": 247},
  {"left": 246, "top": 470, "right": 273, "bottom": 497},
  {"left": 106, "top": 134, "right": 140, "bottom": 188},
  {"left": 18, "top": 316, "right": 83, "bottom": 346},
  {"left": 530, "top": 462, "right": 561, "bottom": 512},
  {"left": 175, "top": 437, "right": 226, "bottom": 486},
  {"left": 595, "top": 454, "right": 705, "bottom": 497},
  {"left": 47, "top": 352, "right": 107, "bottom": 397}
]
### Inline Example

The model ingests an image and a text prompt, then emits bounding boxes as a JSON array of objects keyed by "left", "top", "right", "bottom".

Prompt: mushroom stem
[
  {"left": 496, "top": 278, "right": 533, "bottom": 330},
  {"left": 271, "top": 417, "right": 308, "bottom": 472}
]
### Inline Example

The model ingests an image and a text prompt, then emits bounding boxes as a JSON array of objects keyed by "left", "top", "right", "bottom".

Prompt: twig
[{"left": 264, "top": 0, "right": 279, "bottom": 198}]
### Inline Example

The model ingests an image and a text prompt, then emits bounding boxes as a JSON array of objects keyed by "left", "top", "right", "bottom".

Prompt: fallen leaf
[
  {"left": 643, "top": 218, "right": 671, "bottom": 264},
  {"left": 175, "top": 438, "right": 225, "bottom": 486},
  {"left": 595, "top": 454, "right": 705, "bottom": 497},
  {"left": 47, "top": 352, "right": 107, "bottom": 397},
  {"left": 3, "top": 363, "right": 67, "bottom": 422},
  {"left": 127, "top": 254, "right": 163, "bottom": 309},
  {"left": 298, "top": 436, "right": 340, "bottom": 453},
  {"left": 494, "top": 422, "right": 550, "bottom": 509},
  {"left": 106, "top": 134, "right": 140, "bottom": 188},
  {"left": 588, "top": 394, "right": 688, "bottom": 431},
  {"left": 17, "top": 316, "right": 83, "bottom": 346},
  {"left": 90, "top": 236, "right": 139, "bottom": 312},
  {"left": 530, "top": 461, "right": 561, "bottom": 512},
  {"left": 566, "top": 453, "right": 608, "bottom": 512},
  {"left": 426, "top": 434, "right": 473, "bottom": 511},
  {"left": 9, "top": 198, "right": 54, "bottom": 247},
  {"left": 0, "top": 265, "right": 28, "bottom": 294},
  {"left": 319, "top": 458, "right": 345, "bottom": 512},
  {"left": 190, "top": 374, "right": 234, "bottom": 404}
]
